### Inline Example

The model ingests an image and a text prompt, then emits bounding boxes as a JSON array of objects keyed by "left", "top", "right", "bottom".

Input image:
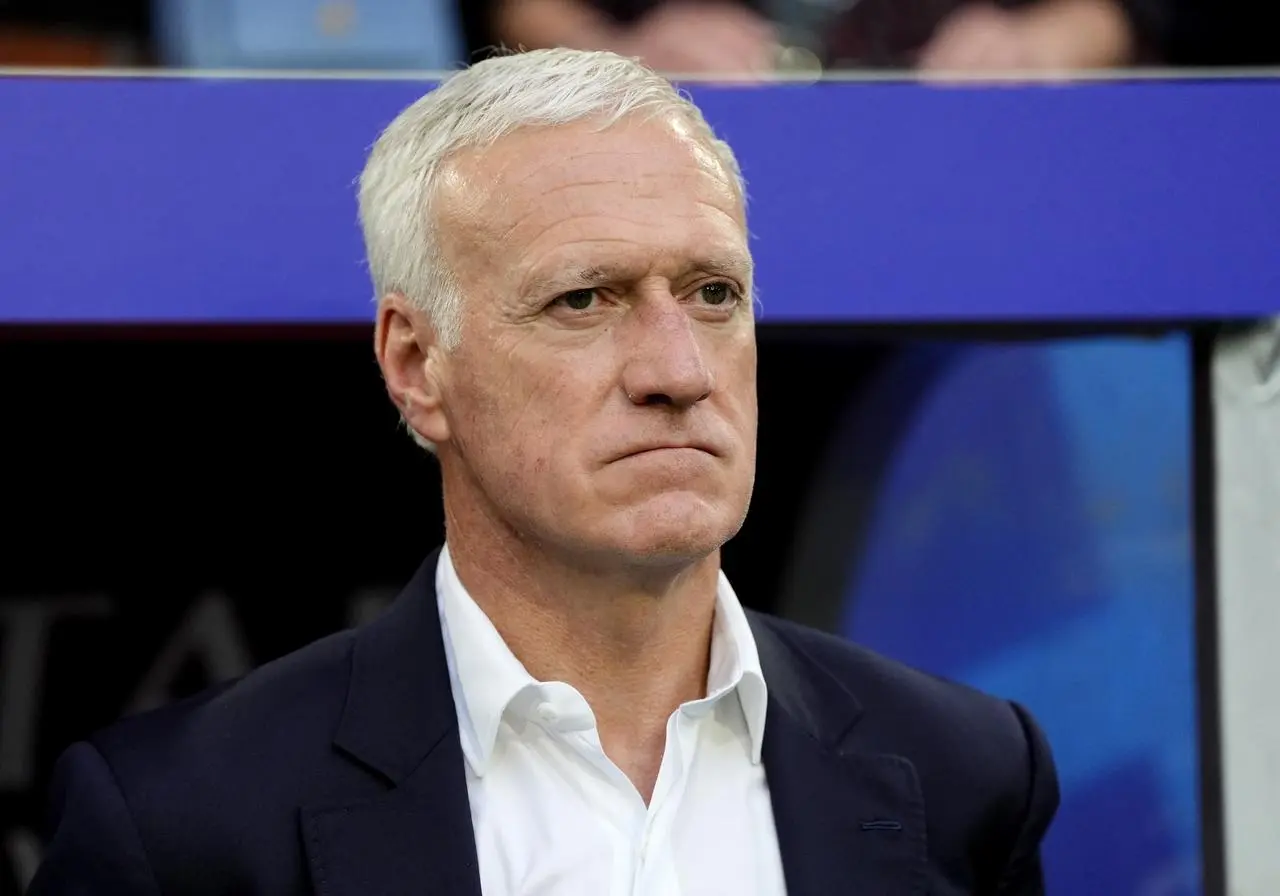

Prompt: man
[{"left": 30, "top": 48, "right": 1058, "bottom": 895}]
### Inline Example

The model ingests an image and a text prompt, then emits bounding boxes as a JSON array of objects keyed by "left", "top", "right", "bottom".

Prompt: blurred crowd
[{"left": 0, "top": 0, "right": 1274, "bottom": 74}]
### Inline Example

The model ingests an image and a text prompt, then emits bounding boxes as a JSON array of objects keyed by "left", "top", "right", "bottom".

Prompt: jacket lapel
[
  {"left": 302, "top": 551, "right": 483, "bottom": 896},
  {"left": 751, "top": 614, "right": 929, "bottom": 896},
  {"left": 301, "top": 756, "right": 480, "bottom": 896}
]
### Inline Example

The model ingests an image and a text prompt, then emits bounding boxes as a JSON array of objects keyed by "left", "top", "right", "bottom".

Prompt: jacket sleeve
[
  {"left": 993, "top": 701, "right": 1061, "bottom": 896},
  {"left": 26, "top": 741, "right": 162, "bottom": 896}
]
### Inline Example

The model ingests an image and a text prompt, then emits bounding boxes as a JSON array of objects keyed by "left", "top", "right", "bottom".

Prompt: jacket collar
[
  {"left": 331, "top": 548, "right": 453, "bottom": 786},
  {"left": 747, "top": 610, "right": 865, "bottom": 752}
]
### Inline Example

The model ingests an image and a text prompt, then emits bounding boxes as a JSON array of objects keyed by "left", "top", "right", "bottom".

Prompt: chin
[{"left": 601, "top": 491, "right": 747, "bottom": 565}]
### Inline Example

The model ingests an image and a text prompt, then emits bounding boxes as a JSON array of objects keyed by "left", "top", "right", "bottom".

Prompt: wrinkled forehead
[
  {"left": 423, "top": 118, "right": 752, "bottom": 319},
  {"left": 435, "top": 116, "right": 747, "bottom": 244}
]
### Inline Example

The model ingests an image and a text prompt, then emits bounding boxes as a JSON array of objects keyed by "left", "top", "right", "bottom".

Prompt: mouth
[{"left": 612, "top": 442, "right": 721, "bottom": 462}]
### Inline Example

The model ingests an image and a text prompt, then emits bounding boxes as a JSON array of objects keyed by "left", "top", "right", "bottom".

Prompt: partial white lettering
[
  {"left": 0, "top": 597, "right": 112, "bottom": 789},
  {"left": 125, "top": 592, "right": 252, "bottom": 715}
]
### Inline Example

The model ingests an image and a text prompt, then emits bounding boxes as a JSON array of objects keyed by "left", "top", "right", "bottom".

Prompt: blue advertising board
[{"left": 0, "top": 75, "right": 1278, "bottom": 322}]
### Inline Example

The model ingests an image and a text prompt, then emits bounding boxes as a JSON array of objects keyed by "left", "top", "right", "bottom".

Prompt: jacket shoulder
[
  {"left": 750, "top": 611, "right": 1052, "bottom": 811},
  {"left": 37, "top": 629, "right": 372, "bottom": 892},
  {"left": 83, "top": 625, "right": 376, "bottom": 859},
  {"left": 750, "top": 612, "right": 1058, "bottom": 884},
  {"left": 752, "top": 610, "right": 1027, "bottom": 734},
  {"left": 93, "top": 626, "right": 357, "bottom": 771}
]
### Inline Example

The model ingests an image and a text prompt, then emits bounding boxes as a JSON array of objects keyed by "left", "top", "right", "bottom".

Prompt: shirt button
[
  {"left": 536, "top": 703, "right": 558, "bottom": 724},
  {"left": 684, "top": 702, "right": 710, "bottom": 719}
]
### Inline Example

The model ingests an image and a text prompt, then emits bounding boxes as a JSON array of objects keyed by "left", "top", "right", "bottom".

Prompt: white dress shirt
[{"left": 436, "top": 546, "right": 788, "bottom": 896}]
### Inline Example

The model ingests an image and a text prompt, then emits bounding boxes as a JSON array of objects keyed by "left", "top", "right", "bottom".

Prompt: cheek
[
  {"left": 719, "top": 335, "right": 758, "bottom": 425},
  {"left": 458, "top": 358, "right": 590, "bottom": 469}
]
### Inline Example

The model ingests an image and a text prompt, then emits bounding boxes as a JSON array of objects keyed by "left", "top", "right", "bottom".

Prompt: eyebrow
[
  {"left": 695, "top": 256, "right": 754, "bottom": 284},
  {"left": 523, "top": 257, "right": 754, "bottom": 298}
]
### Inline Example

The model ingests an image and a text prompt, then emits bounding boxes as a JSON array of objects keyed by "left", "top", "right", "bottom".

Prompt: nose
[{"left": 620, "top": 298, "right": 714, "bottom": 408}]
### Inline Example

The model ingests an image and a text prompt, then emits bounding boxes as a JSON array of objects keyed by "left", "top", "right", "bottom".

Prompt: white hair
[{"left": 357, "top": 48, "right": 747, "bottom": 451}]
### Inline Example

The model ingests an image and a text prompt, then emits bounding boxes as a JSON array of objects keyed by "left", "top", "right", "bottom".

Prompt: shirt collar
[{"left": 436, "top": 545, "right": 769, "bottom": 776}]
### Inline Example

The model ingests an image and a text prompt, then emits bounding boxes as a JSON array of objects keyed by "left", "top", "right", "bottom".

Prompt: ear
[{"left": 374, "top": 293, "right": 451, "bottom": 446}]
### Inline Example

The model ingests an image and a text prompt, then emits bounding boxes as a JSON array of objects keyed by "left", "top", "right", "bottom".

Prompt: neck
[{"left": 443, "top": 496, "right": 720, "bottom": 800}]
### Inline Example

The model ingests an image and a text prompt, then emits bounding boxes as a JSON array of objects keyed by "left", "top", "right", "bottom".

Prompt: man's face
[{"left": 396, "top": 115, "right": 757, "bottom": 568}]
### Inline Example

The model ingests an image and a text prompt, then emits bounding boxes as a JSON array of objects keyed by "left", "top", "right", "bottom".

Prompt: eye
[
  {"left": 554, "top": 288, "right": 597, "bottom": 311},
  {"left": 698, "top": 282, "right": 740, "bottom": 306}
]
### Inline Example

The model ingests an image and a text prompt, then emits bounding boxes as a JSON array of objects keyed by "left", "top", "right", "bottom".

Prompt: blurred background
[
  {"left": 0, "top": 0, "right": 1276, "bottom": 72},
  {"left": 2, "top": 3, "right": 1279, "bottom": 896}
]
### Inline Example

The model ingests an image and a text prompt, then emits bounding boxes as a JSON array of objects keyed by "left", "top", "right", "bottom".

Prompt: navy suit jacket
[{"left": 30, "top": 551, "right": 1059, "bottom": 895}]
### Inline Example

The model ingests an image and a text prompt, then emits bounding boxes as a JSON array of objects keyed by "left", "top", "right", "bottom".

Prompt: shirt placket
[{"left": 631, "top": 700, "right": 714, "bottom": 896}]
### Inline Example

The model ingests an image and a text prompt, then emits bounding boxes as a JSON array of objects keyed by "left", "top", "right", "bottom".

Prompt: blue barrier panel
[{"left": 0, "top": 75, "right": 1278, "bottom": 322}]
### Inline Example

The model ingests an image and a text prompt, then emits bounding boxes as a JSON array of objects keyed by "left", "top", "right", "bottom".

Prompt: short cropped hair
[{"left": 358, "top": 47, "right": 746, "bottom": 349}]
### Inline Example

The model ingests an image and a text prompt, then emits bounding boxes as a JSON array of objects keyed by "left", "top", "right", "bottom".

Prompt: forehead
[{"left": 436, "top": 117, "right": 749, "bottom": 286}]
